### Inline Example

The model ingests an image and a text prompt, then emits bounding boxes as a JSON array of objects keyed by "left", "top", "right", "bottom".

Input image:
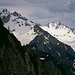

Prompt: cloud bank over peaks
[{"left": 0, "top": 0, "right": 75, "bottom": 28}]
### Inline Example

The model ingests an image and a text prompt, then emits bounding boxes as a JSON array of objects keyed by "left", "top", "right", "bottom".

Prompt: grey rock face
[{"left": 29, "top": 25, "right": 75, "bottom": 75}]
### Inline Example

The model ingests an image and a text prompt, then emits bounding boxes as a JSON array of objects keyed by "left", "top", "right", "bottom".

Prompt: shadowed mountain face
[
  {"left": 29, "top": 25, "right": 75, "bottom": 75},
  {"left": 0, "top": 18, "right": 72, "bottom": 75}
]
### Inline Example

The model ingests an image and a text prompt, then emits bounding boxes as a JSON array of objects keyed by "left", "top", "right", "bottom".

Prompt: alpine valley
[{"left": 0, "top": 8, "right": 75, "bottom": 75}]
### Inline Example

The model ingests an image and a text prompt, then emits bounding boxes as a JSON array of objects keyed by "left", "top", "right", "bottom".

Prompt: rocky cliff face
[
  {"left": 0, "top": 8, "right": 10, "bottom": 23},
  {"left": 0, "top": 18, "right": 69, "bottom": 75},
  {"left": 29, "top": 25, "right": 75, "bottom": 75}
]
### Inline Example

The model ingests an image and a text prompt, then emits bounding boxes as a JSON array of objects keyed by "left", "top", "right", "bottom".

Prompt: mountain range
[
  {"left": 0, "top": 8, "right": 75, "bottom": 51},
  {"left": 0, "top": 8, "right": 75, "bottom": 75}
]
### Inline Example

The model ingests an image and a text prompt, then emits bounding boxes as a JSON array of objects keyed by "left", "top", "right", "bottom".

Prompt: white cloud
[{"left": 0, "top": 0, "right": 75, "bottom": 28}]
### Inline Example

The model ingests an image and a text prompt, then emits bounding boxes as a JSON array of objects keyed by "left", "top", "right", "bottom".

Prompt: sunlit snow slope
[{"left": 41, "top": 21, "right": 75, "bottom": 50}]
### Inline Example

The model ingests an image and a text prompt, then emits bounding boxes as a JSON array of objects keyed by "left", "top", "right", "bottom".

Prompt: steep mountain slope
[
  {"left": 28, "top": 24, "right": 75, "bottom": 75},
  {"left": 41, "top": 21, "right": 75, "bottom": 51},
  {"left": 0, "top": 17, "right": 67, "bottom": 75},
  {"left": 0, "top": 8, "right": 38, "bottom": 45}
]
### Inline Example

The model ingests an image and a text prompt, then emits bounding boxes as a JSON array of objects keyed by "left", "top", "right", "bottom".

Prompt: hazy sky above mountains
[{"left": 0, "top": 0, "right": 75, "bottom": 28}]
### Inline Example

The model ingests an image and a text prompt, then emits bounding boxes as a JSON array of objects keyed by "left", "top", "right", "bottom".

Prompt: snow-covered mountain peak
[
  {"left": 1, "top": 8, "right": 36, "bottom": 34},
  {"left": 0, "top": 8, "right": 10, "bottom": 17},
  {"left": 0, "top": 8, "right": 37, "bottom": 45},
  {"left": 48, "top": 21, "right": 70, "bottom": 30},
  {"left": 44, "top": 21, "right": 75, "bottom": 35},
  {"left": 11, "top": 11, "right": 21, "bottom": 17},
  {"left": 11, "top": 11, "right": 28, "bottom": 21},
  {"left": 41, "top": 22, "right": 75, "bottom": 50},
  {"left": 49, "top": 21, "right": 61, "bottom": 27},
  {"left": 0, "top": 8, "right": 10, "bottom": 23}
]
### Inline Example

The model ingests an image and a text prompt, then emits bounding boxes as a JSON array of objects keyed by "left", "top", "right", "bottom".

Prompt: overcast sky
[{"left": 0, "top": 0, "right": 75, "bottom": 28}]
